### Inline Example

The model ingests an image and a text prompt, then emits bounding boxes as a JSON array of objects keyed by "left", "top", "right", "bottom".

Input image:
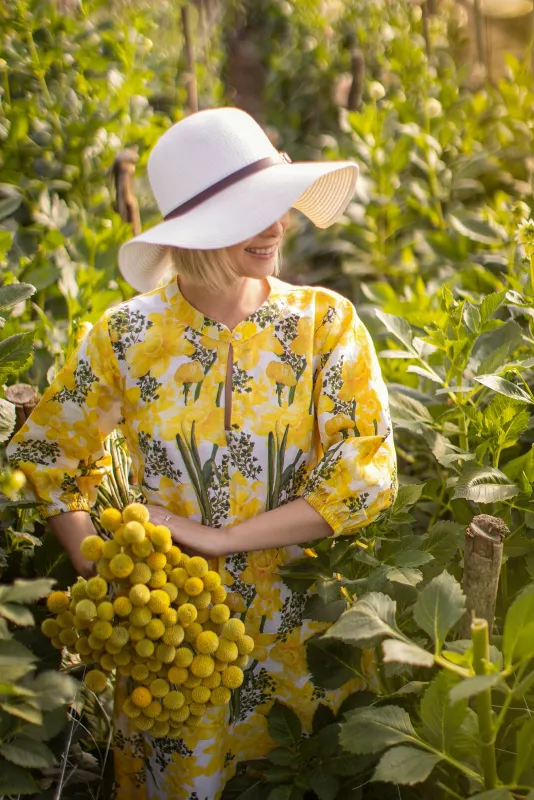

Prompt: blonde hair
[{"left": 169, "top": 246, "right": 281, "bottom": 293}]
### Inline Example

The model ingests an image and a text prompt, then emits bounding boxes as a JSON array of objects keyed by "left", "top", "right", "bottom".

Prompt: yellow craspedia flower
[
  {"left": 210, "top": 604, "right": 230, "bottom": 624},
  {"left": 156, "top": 643, "right": 176, "bottom": 664},
  {"left": 185, "top": 577, "right": 204, "bottom": 597},
  {"left": 145, "top": 700, "right": 162, "bottom": 719},
  {"left": 96, "top": 601, "right": 114, "bottom": 621},
  {"left": 129, "top": 584, "right": 151, "bottom": 609},
  {"left": 222, "top": 665, "right": 244, "bottom": 689},
  {"left": 191, "top": 685, "right": 211, "bottom": 704},
  {"left": 47, "top": 591, "right": 70, "bottom": 614},
  {"left": 186, "top": 556, "right": 209, "bottom": 578},
  {"left": 146, "top": 619, "right": 166, "bottom": 640},
  {"left": 50, "top": 635, "right": 63, "bottom": 650},
  {"left": 170, "top": 705, "right": 190, "bottom": 723},
  {"left": 114, "top": 649, "right": 131, "bottom": 666},
  {"left": 210, "top": 686, "right": 231, "bottom": 706},
  {"left": 131, "top": 687, "right": 152, "bottom": 708},
  {"left": 99, "top": 507, "right": 123, "bottom": 531},
  {"left": 168, "top": 666, "right": 188, "bottom": 684},
  {"left": 190, "top": 654, "right": 215, "bottom": 678},
  {"left": 162, "top": 690, "right": 185, "bottom": 710},
  {"left": 146, "top": 551, "right": 167, "bottom": 571},
  {"left": 75, "top": 636, "right": 92, "bottom": 656},
  {"left": 148, "top": 590, "right": 171, "bottom": 614},
  {"left": 215, "top": 638, "right": 238, "bottom": 663},
  {"left": 135, "top": 639, "right": 155, "bottom": 658},
  {"left": 169, "top": 567, "right": 188, "bottom": 588},
  {"left": 110, "top": 553, "right": 134, "bottom": 578},
  {"left": 181, "top": 687, "right": 193, "bottom": 704},
  {"left": 109, "top": 626, "right": 129, "bottom": 648},
  {"left": 196, "top": 630, "right": 219, "bottom": 655},
  {"left": 210, "top": 585, "right": 227, "bottom": 604},
  {"left": 59, "top": 628, "right": 77, "bottom": 647},
  {"left": 134, "top": 715, "right": 154, "bottom": 731},
  {"left": 123, "top": 503, "right": 150, "bottom": 525},
  {"left": 149, "top": 569, "right": 167, "bottom": 590},
  {"left": 112, "top": 526, "right": 127, "bottom": 546},
  {"left": 202, "top": 571, "right": 221, "bottom": 591},
  {"left": 184, "top": 673, "right": 202, "bottom": 688},
  {"left": 80, "top": 535, "right": 104, "bottom": 561},
  {"left": 123, "top": 521, "right": 145, "bottom": 545},
  {"left": 147, "top": 657, "right": 163, "bottom": 673},
  {"left": 150, "top": 679, "right": 170, "bottom": 698},
  {"left": 86, "top": 577, "right": 108, "bottom": 601},
  {"left": 101, "top": 539, "right": 121, "bottom": 559},
  {"left": 130, "top": 607, "right": 152, "bottom": 629},
  {"left": 75, "top": 600, "right": 97, "bottom": 622},
  {"left": 122, "top": 698, "right": 142, "bottom": 719},
  {"left": 151, "top": 526, "right": 172, "bottom": 552},
  {"left": 162, "top": 582, "right": 178, "bottom": 603},
  {"left": 174, "top": 647, "right": 194, "bottom": 668},
  {"left": 168, "top": 725, "right": 183, "bottom": 738},
  {"left": 144, "top": 521, "right": 156, "bottom": 536},
  {"left": 185, "top": 714, "right": 202, "bottom": 727},
  {"left": 131, "top": 664, "right": 150, "bottom": 682},
  {"left": 132, "top": 538, "right": 153, "bottom": 558},
  {"left": 56, "top": 610, "right": 75, "bottom": 628},
  {"left": 92, "top": 621, "right": 113, "bottom": 640},
  {"left": 113, "top": 596, "right": 133, "bottom": 618},
  {"left": 191, "top": 590, "right": 211, "bottom": 610},
  {"left": 166, "top": 546, "right": 182, "bottom": 567},
  {"left": 161, "top": 608, "right": 178, "bottom": 627},
  {"left": 100, "top": 652, "right": 115, "bottom": 671},
  {"left": 222, "top": 618, "right": 246, "bottom": 642},
  {"left": 105, "top": 640, "right": 121, "bottom": 654},
  {"left": 96, "top": 558, "right": 114, "bottom": 581},
  {"left": 84, "top": 670, "right": 108, "bottom": 693},
  {"left": 189, "top": 702, "right": 206, "bottom": 717},
  {"left": 202, "top": 671, "right": 222, "bottom": 689},
  {"left": 176, "top": 552, "right": 190, "bottom": 569},
  {"left": 196, "top": 607, "right": 210, "bottom": 624},
  {"left": 177, "top": 603, "right": 197, "bottom": 627},
  {"left": 87, "top": 633, "right": 105, "bottom": 651},
  {"left": 183, "top": 622, "right": 203, "bottom": 643},
  {"left": 70, "top": 579, "right": 87, "bottom": 602},
  {"left": 157, "top": 709, "right": 170, "bottom": 722},
  {"left": 129, "top": 562, "right": 152, "bottom": 585},
  {"left": 151, "top": 721, "right": 170, "bottom": 738},
  {"left": 235, "top": 654, "right": 250, "bottom": 669},
  {"left": 72, "top": 615, "right": 90, "bottom": 630},
  {"left": 162, "top": 625, "right": 184, "bottom": 647},
  {"left": 41, "top": 618, "right": 60, "bottom": 638},
  {"left": 177, "top": 589, "right": 189, "bottom": 605}
]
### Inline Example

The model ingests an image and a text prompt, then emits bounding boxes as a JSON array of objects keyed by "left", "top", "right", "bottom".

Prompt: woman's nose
[{"left": 260, "top": 213, "right": 290, "bottom": 238}]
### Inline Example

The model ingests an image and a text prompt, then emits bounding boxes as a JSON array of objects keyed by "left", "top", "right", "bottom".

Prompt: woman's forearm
[{"left": 48, "top": 510, "right": 98, "bottom": 577}]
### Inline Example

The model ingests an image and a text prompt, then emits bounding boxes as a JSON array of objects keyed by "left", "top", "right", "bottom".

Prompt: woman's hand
[
  {"left": 144, "top": 505, "right": 229, "bottom": 559},
  {"left": 47, "top": 511, "right": 97, "bottom": 578}
]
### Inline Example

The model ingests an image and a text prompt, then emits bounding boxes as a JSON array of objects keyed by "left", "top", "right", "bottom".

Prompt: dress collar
[{"left": 163, "top": 276, "right": 289, "bottom": 343}]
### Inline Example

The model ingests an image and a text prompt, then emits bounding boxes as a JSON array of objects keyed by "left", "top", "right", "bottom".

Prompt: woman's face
[{"left": 226, "top": 213, "right": 290, "bottom": 280}]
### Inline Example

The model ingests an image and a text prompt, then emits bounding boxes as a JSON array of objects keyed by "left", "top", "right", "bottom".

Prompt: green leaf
[
  {"left": 470, "top": 791, "right": 514, "bottom": 800},
  {"left": 268, "top": 748, "right": 294, "bottom": 766},
  {"left": 312, "top": 703, "right": 336, "bottom": 734},
  {"left": 413, "top": 571, "right": 466, "bottom": 651},
  {"left": 375, "top": 311, "right": 414, "bottom": 351},
  {"left": 419, "top": 672, "right": 468, "bottom": 753},
  {"left": 323, "top": 593, "right": 402, "bottom": 647},
  {"left": 382, "top": 639, "right": 434, "bottom": 668},
  {"left": 0, "top": 604, "right": 34, "bottom": 626},
  {"left": 28, "top": 671, "right": 78, "bottom": 710},
  {"left": 222, "top": 773, "right": 267, "bottom": 799},
  {"left": 502, "top": 587, "right": 534, "bottom": 668},
  {"left": 306, "top": 637, "right": 363, "bottom": 689},
  {"left": 0, "top": 283, "right": 36, "bottom": 311},
  {"left": 384, "top": 567, "right": 423, "bottom": 586},
  {"left": 0, "top": 639, "right": 37, "bottom": 670},
  {"left": 449, "top": 674, "right": 502, "bottom": 704},
  {"left": 0, "top": 398, "right": 16, "bottom": 444},
  {"left": 308, "top": 768, "right": 339, "bottom": 800},
  {"left": 0, "top": 703, "right": 42, "bottom": 725},
  {"left": 268, "top": 701, "right": 301, "bottom": 748},
  {"left": 0, "top": 759, "right": 39, "bottom": 795},
  {"left": 475, "top": 374, "right": 533, "bottom": 404},
  {"left": 513, "top": 716, "right": 534, "bottom": 783},
  {"left": 304, "top": 595, "right": 346, "bottom": 623},
  {"left": 268, "top": 788, "right": 293, "bottom": 800},
  {"left": 394, "top": 550, "right": 434, "bottom": 568},
  {"left": 480, "top": 292, "right": 507, "bottom": 325},
  {"left": 371, "top": 746, "right": 442, "bottom": 785},
  {"left": 339, "top": 706, "right": 419, "bottom": 755},
  {"left": 452, "top": 464, "right": 519, "bottom": 504},
  {"left": 25, "top": 707, "right": 68, "bottom": 741},
  {"left": 393, "top": 484, "right": 425, "bottom": 510},
  {"left": 0, "top": 736, "right": 56, "bottom": 768},
  {"left": 449, "top": 214, "right": 502, "bottom": 245},
  {"left": 0, "top": 332, "right": 34, "bottom": 383},
  {"left": 2, "top": 578, "right": 55, "bottom": 605}
]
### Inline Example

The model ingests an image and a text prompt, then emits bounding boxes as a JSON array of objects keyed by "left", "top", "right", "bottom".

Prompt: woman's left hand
[{"left": 145, "top": 505, "right": 229, "bottom": 559}]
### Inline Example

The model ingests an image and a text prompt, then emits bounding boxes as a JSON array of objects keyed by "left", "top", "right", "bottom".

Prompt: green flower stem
[
  {"left": 433, "top": 654, "right": 472, "bottom": 679},
  {"left": 472, "top": 618, "right": 498, "bottom": 790}
]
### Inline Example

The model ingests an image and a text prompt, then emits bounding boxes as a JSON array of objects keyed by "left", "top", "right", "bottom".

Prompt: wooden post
[
  {"left": 182, "top": 4, "right": 199, "bottom": 114},
  {"left": 112, "top": 148, "right": 141, "bottom": 237},
  {"left": 4, "top": 384, "right": 39, "bottom": 436},
  {"left": 460, "top": 514, "right": 507, "bottom": 639},
  {"left": 347, "top": 47, "right": 365, "bottom": 111},
  {"left": 473, "top": 0, "right": 487, "bottom": 69}
]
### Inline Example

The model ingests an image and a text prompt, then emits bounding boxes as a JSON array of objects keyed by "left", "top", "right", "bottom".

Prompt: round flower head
[
  {"left": 186, "top": 556, "right": 209, "bottom": 578},
  {"left": 110, "top": 553, "right": 134, "bottom": 579},
  {"left": 102, "top": 539, "right": 121, "bottom": 559},
  {"left": 84, "top": 670, "right": 108, "bottom": 694},
  {"left": 47, "top": 591, "right": 70, "bottom": 614},
  {"left": 99, "top": 508, "right": 123, "bottom": 531},
  {"left": 131, "top": 687, "right": 152, "bottom": 708},
  {"left": 122, "top": 503, "right": 150, "bottom": 524},
  {"left": 86, "top": 577, "right": 108, "bottom": 601},
  {"left": 80, "top": 535, "right": 104, "bottom": 561}
]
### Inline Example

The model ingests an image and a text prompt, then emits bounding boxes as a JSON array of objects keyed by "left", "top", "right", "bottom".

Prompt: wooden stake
[
  {"left": 473, "top": 0, "right": 487, "bottom": 69},
  {"left": 347, "top": 47, "right": 365, "bottom": 111},
  {"left": 460, "top": 514, "right": 507, "bottom": 639},
  {"left": 4, "top": 384, "right": 39, "bottom": 436},
  {"left": 182, "top": 4, "right": 199, "bottom": 114},
  {"left": 112, "top": 148, "right": 141, "bottom": 237}
]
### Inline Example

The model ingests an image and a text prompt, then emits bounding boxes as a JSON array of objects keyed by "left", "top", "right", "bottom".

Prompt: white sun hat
[{"left": 118, "top": 107, "right": 358, "bottom": 293}]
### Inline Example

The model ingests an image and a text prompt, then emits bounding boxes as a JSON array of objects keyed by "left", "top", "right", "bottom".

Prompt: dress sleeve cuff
[
  {"left": 38, "top": 496, "right": 91, "bottom": 521},
  {"left": 302, "top": 491, "right": 345, "bottom": 537}
]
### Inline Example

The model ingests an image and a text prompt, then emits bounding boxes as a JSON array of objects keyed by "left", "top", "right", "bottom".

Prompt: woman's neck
[{"left": 178, "top": 276, "right": 271, "bottom": 331}]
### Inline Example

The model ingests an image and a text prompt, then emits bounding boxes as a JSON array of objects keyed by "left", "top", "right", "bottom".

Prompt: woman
[{"left": 7, "top": 108, "right": 397, "bottom": 799}]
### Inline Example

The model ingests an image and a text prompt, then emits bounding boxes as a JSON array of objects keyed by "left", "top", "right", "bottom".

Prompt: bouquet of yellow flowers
[{"left": 41, "top": 502, "right": 253, "bottom": 739}]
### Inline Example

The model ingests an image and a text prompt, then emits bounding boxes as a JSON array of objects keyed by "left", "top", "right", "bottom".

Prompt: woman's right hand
[{"left": 47, "top": 510, "right": 98, "bottom": 578}]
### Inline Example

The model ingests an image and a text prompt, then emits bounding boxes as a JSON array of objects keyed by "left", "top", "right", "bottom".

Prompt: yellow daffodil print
[
  {"left": 174, "top": 360, "right": 205, "bottom": 404},
  {"left": 266, "top": 360, "right": 297, "bottom": 406}
]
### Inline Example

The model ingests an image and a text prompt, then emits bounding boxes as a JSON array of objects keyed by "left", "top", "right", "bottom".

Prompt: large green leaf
[
  {"left": 0, "top": 759, "right": 39, "bottom": 795},
  {"left": 375, "top": 311, "right": 414, "bottom": 351},
  {"left": 0, "top": 399, "right": 16, "bottom": 444},
  {"left": 449, "top": 214, "right": 502, "bottom": 245},
  {"left": 24, "top": 707, "right": 68, "bottom": 742},
  {"left": 502, "top": 587, "right": 534, "bottom": 668},
  {"left": 419, "top": 672, "right": 468, "bottom": 753},
  {"left": 452, "top": 464, "right": 519, "bottom": 504},
  {"left": 323, "top": 593, "right": 402, "bottom": 648},
  {"left": 306, "top": 636, "right": 363, "bottom": 689},
  {"left": 0, "top": 579, "right": 55, "bottom": 605},
  {"left": 413, "top": 571, "right": 465, "bottom": 651},
  {"left": 267, "top": 701, "right": 301, "bottom": 748},
  {"left": 381, "top": 639, "right": 434, "bottom": 668},
  {"left": 0, "top": 736, "right": 56, "bottom": 768},
  {"left": 480, "top": 292, "right": 507, "bottom": 326},
  {"left": 0, "top": 283, "right": 36, "bottom": 311},
  {"left": 307, "top": 768, "right": 339, "bottom": 800},
  {"left": 449, "top": 674, "right": 502, "bottom": 704},
  {"left": 475, "top": 374, "right": 533, "bottom": 404},
  {"left": 28, "top": 671, "right": 78, "bottom": 710},
  {"left": 0, "top": 604, "right": 34, "bottom": 626},
  {"left": 339, "top": 706, "right": 419, "bottom": 755},
  {"left": 304, "top": 594, "right": 346, "bottom": 623},
  {"left": 0, "top": 332, "right": 34, "bottom": 383},
  {"left": 513, "top": 716, "right": 534, "bottom": 783},
  {"left": 372, "top": 746, "right": 441, "bottom": 785}
]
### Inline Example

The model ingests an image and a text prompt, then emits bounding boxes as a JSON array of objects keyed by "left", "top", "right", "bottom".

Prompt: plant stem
[{"left": 472, "top": 618, "right": 498, "bottom": 790}]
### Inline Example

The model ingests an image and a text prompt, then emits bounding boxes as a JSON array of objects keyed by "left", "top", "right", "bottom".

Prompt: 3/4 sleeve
[
  {"left": 301, "top": 301, "right": 397, "bottom": 536},
  {"left": 6, "top": 313, "right": 123, "bottom": 519}
]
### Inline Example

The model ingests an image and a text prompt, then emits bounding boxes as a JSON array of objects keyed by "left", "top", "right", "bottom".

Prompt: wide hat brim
[{"left": 118, "top": 160, "right": 358, "bottom": 293}]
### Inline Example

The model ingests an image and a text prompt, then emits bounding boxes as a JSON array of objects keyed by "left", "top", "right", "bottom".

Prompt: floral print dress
[{"left": 8, "top": 276, "right": 397, "bottom": 800}]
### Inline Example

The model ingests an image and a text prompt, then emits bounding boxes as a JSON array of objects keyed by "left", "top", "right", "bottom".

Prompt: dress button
[{"left": 233, "top": 332, "right": 242, "bottom": 341}]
